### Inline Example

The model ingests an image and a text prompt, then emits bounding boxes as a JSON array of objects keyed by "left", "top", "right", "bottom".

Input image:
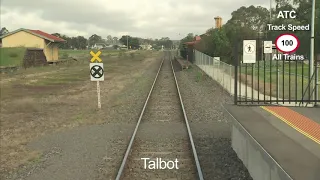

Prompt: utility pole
[
  {"left": 127, "top": 35, "right": 129, "bottom": 50},
  {"left": 270, "top": 0, "right": 272, "bottom": 20},
  {"left": 310, "top": 0, "right": 317, "bottom": 105}
]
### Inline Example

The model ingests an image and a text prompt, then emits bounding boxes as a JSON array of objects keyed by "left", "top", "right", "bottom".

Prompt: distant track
[{"left": 115, "top": 51, "right": 204, "bottom": 180}]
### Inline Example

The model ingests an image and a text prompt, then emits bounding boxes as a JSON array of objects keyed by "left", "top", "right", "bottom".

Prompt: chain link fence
[{"left": 194, "top": 50, "right": 235, "bottom": 95}]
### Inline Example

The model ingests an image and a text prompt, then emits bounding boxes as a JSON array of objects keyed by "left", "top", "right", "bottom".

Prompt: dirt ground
[{"left": 0, "top": 51, "right": 162, "bottom": 179}]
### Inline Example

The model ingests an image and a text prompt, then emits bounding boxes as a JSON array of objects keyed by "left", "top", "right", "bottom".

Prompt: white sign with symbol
[
  {"left": 243, "top": 40, "right": 256, "bottom": 63},
  {"left": 264, "top": 41, "right": 273, "bottom": 54},
  {"left": 90, "top": 63, "right": 104, "bottom": 81},
  {"left": 213, "top": 57, "right": 220, "bottom": 65}
]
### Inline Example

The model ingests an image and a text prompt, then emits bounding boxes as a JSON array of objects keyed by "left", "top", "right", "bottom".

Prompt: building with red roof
[
  {"left": 0, "top": 28, "right": 66, "bottom": 61},
  {"left": 184, "top": 36, "right": 201, "bottom": 46}
]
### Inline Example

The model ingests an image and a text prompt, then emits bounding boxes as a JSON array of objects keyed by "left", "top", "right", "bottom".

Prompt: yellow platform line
[{"left": 260, "top": 106, "right": 320, "bottom": 145}]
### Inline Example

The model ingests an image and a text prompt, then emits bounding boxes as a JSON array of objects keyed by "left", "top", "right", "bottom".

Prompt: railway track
[{"left": 115, "top": 50, "right": 203, "bottom": 180}]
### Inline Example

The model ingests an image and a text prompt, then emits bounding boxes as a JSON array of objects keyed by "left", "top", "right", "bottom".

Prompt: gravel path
[
  {"left": 4, "top": 57, "right": 162, "bottom": 180},
  {"left": 174, "top": 60, "right": 253, "bottom": 180}
]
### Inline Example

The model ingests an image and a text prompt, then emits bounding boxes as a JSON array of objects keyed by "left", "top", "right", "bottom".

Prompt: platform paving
[
  {"left": 223, "top": 104, "right": 320, "bottom": 180},
  {"left": 288, "top": 107, "right": 320, "bottom": 124}
]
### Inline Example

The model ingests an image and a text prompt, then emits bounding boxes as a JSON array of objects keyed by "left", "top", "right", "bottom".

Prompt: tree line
[
  {"left": 179, "top": 0, "right": 320, "bottom": 65},
  {"left": 0, "top": 27, "right": 174, "bottom": 50},
  {"left": 52, "top": 33, "right": 174, "bottom": 50}
]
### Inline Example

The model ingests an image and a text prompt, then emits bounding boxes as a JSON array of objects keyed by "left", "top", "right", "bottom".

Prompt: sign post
[
  {"left": 90, "top": 50, "right": 104, "bottom": 109},
  {"left": 243, "top": 40, "right": 256, "bottom": 63},
  {"left": 97, "top": 81, "right": 101, "bottom": 109}
]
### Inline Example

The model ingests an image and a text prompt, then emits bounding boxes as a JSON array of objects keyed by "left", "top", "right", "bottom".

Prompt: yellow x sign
[{"left": 90, "top": 51, "right": 102, "bottom": 62}]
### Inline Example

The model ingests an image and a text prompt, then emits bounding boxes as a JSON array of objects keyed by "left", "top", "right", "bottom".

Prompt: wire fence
[{"left": 194, "top": 50, "right": 235, "bottom": 95}]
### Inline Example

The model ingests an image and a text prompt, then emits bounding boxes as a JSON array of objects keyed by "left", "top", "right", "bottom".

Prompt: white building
[
  {"left": 139, "top": 44, "right": 152, "bottom": 50},
  {"left": 91, "top": 43, "right": 106, "bottom": 49}
]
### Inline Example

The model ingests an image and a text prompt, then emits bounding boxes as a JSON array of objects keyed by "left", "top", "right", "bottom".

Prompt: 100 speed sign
[{"left": 275, "top": 33, "right": 300, "bottom": 54}]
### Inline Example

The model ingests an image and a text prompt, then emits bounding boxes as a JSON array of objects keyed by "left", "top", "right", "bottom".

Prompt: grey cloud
[
  {"left": 1, "top": 0, "right": 270, "bottom": 39},
  {"left": 1, "top": 0, "right": 137, "bottom": 32}
]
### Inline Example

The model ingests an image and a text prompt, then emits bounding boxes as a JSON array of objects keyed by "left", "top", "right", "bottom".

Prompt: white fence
[{"left": 194, "top": 50, "right": 235, "bottom": 95}]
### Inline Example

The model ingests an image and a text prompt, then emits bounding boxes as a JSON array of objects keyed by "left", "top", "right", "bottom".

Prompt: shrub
[
  {"left": 61, "top": 53, "right": 69, "bottom": 59},
  {"left": 9, "top": 52, "right": 18, "bottom": 58}
]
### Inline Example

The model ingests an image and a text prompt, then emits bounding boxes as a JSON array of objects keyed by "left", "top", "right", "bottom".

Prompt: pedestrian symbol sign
[
  {"left": 243, "top": 40, "right": 256, "bottom": 63},
  {"left": 244, "top": 44, "right": 254, "bottom": 53},
  {"left": 90, "top": 63, "right": 104, "bottom": 81}
]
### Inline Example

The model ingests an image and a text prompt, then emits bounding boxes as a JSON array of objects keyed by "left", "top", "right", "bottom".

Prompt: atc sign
[{"left": 90, "top": 63, "right": 104, "bottom": 81}]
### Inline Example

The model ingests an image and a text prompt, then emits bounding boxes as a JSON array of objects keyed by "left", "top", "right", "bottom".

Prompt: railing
[
  {"left": 301, "top": 63, "right": 320, "bottom": 106},
  {"left": 192, "top": 50, "right": 319, "bottom": 106}
]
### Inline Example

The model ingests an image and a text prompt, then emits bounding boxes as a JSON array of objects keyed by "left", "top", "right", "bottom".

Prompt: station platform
[
  {"left": 222, "top": 104, "right": 320, "bottom": 180},
  {"left": 175, "top": 58, "right": 192, "bottom": 69}
]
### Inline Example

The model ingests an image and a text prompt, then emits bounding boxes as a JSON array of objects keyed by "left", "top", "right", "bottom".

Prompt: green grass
[
  {"left": 0, "top": 47, "right": 27, "bottom": 66},
  {"left": 239, "top": 61, "right": 320, "bottom": 100},
  {"left": 59, "top": 49, "right": 125, "bottom": 59}
]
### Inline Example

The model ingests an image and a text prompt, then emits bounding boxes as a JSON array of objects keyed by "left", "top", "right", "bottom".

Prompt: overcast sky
[{"left": 1, "top": 0, "right": 269, "bottom": 40}]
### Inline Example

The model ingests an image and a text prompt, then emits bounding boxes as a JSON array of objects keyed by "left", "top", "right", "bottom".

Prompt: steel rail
[
  {"left": 169, "top": 51, "right": 204, "bottom": 180},
  {"left": 115, "top": 57, "right": 165, "bottom": 180},
  {"left": 115, "top": 51, "right": 204, "bottom": 179}
]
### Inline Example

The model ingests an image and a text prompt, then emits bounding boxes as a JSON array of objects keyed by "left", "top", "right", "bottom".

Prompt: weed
[
  {"left": 130, "top": 53, "right": 135, "bottom": 59},
  {"left": 9, "top": 52, "right": 18, "bottom": 58},
  {"left": 61, "top": 53, "right": 69, "bottom": 59},
  {"left": 196, "top": 71, "right": 204, "bottom": 82}
]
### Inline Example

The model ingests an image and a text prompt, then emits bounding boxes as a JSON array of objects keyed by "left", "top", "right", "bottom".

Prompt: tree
[
  {"left": 179, "top": 33, "right": 194, "bottom": 49},
  {"left": 88, "top": 34, "right": 103, "bottom": 47},
  {"left": 227, "top": 5, "right": 269, "bottom": 32},
  {"left": 197, "top": 28, "right": 231, "bottom": 63},
  {"left": 106, "top": 35, "right": 112, "bottom": 44},
  {"left": 119, "top": 35, "right": 129, "bottom": 47},
  {"left": 119, "top": 35, "right": 140, "bottom": 49},
  {"left": 112, "top": 37, "right": 118, "bottom": 44},
  {"left": 0, "top": 27, "right": 9, "bottom": 36},
  {"left": 189, "top": 1, "right": 320, "bottom": 63},
  {"left": 52, "top": 33, "right": 72, "bottom": 49},
  {"left": 74, "top": 36, "right": 87, "bottom": 49},
  {"left": 155, "top": 37, "right": 173, "bottom": 49}
]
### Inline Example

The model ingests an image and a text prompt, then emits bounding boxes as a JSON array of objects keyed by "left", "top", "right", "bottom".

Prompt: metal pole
[
  {"left": 270, "top": 0, "right": 272, "bottom": 20},
  {"left": 234, "top": 43, "right": 239, "bottom": 105},
  {"left": 310, "top": 0, "right": 316, "bottom": 104},
  {"left": 127, "top": 35, "right": 129, "bottom": 50},
  {"left": 97, "top": 81, "right": 101, "bottom": 109},
  {"left": 316, "top": 66, "right": 319, "bottom": 106},
  {"left": 277, "top": 68, "right": 280, "bottom": 100},
  {"left": 230, "top": 64, "right": 232, "bottom": 95},
  {"left": 212, "top": 57, "right": 215, "bottom": 79},
  {"left": 223, "top": 63, "right": 225, "bottom": 87}
]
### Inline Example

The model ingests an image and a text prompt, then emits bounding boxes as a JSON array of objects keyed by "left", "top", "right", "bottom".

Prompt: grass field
[
  {"left": 0, "top": 48, "right": 131, "bottom": 67},
  {"left": 0, "top": 47, "right": 27, "bottom": 67},
  {"left": 0, "top": 50, "right": 161, "bottom": 177},
  {"left": 59, "top": 49, "right": 126, "bottom": 59},
  {"left": 239, "top": 61, "right": 319, "bottom": 100}
]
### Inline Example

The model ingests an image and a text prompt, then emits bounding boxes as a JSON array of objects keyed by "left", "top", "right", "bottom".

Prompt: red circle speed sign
[{"left": 275, "top": 33, "right": 300, "bottom": 54}]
